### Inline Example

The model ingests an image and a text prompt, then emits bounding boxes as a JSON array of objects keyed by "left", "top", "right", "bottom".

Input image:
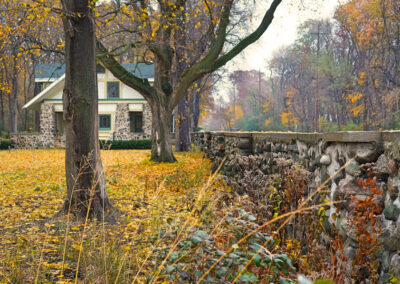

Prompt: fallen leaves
[{"left": 0, "top": 149, "right": 213, "bottom": 282}]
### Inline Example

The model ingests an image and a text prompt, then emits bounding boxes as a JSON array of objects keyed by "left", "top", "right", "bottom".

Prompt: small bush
[
  {"left": 0, "top": 130, "right": 10, "bottom": 139},
  {"left": 0, "top": 139, "right": 13, "bottom": 150},
  {"left": 99, "top": 139, "right": 152, "bottom": 150}
]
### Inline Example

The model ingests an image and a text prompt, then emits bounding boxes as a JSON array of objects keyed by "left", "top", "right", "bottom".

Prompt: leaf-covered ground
[{"left": 0, "top": 149, "right": 217, "bottom": 283}]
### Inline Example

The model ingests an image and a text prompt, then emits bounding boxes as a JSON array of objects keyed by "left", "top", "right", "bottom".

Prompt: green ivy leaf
[
  {"left": 253, "top": 254, "right": 262, "bottom": 266},
  {"left": 166, "top": 265, "right": 175, "bottom": 273}
]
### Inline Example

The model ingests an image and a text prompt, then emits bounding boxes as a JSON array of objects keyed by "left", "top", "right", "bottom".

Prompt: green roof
[
  {"left": 35, "top": 64, "right": 65, "bottom": 80},
  {"left": 34, "top": 63, "right": 154, "bottom": 81}
]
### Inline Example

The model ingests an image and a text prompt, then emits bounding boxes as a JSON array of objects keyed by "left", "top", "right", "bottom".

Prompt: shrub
[
  {"left": 99, "top": 139, "right": 152, "bottom": 150},
  {"left": 0, "top": 130, "right": 10, "bottom": 139},
  {"left": 0, "top": 139, "right": 13, "bottom": 150}
]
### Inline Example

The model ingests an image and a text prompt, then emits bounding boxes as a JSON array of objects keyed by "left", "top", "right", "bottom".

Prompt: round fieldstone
[
  {"left": 383, "top": 204, "right": 400, "bottom": 221},
  {"left": 388, "top": 183, "right": 399, "bottom": 201},
  {"left": 320, "top": 154, "right": 331, "bottom": 165},
  {"left": 376, "top": 154, "right": 389, "bottom": 174},
  {"left": 345, "top": 161, "right": 361, "bottom": 176}
]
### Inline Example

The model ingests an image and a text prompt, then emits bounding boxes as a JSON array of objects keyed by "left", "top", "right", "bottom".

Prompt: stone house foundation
[{"left": 12, "top": 102, "right": 152, "bottom": 149}]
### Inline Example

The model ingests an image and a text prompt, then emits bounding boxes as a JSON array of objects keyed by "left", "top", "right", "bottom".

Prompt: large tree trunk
[
  {"left": 8, "top": 64, "right": 18, "bottom": 133},
  {"left": 175, "top": 94, "right": 191, "bottom": 152},
  {"left": 191, "top": 89, "right": 201, "bottom": 129},
  {"left": 0, "top": 90, "right": 4, "bottom": 130},
  {"left": 150, "top": 99, "right": 176, "bottom": 162},
  {"left": 61, "top": 0, "right": 114, "bottom": 220},
  {"left": 174, "top": 3, "right": 191, "bottom": 152}
]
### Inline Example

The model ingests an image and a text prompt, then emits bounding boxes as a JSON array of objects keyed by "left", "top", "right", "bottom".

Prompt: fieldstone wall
[
  {"left": 12, "top": 104, "right": 57, "bottom": 148},
  {"left": 13, "top": 103, "right": 153, "bottom": 148},
  {"left": 141, "top": 103, "right": 152, "bottom": 140},
  {"left": 192, "top": 131, "right": 400, "bottom": 281},
  {"left": 12, "top": 133, "right": 43, "bottom": 149},
  {"left": 114, "top": 103, "right": 152, "bottom": 140},
  {"left": 114, "top": 104, "right": 131, "bottom": 140},
  {"left": 40, "top": 104, "right": 56, "bottom": 147}
]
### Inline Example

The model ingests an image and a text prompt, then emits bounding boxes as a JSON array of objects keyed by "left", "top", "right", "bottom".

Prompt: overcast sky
[
  {"left": 214, "top": 0, "right": 344, "bottom": 100},
  {"left": 227, "top": 0, "right": 343, "bottom": 73}
]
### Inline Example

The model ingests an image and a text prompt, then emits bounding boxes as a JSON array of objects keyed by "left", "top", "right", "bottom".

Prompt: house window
[
  {"left": 107, "top": 82, "right": 120, "bottom": 99},
  {"left": 56, "top": 112, "right": 64, "bottom": 134},
  {"left": 99, "top": 114, "right": 111, "bottom": 130},
  {"left": 129, "top": 112, "right": 143, "bottom": 133}
]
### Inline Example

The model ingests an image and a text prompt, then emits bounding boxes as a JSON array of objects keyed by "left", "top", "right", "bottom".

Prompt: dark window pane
[
  {"left": 96, "top": 64, "right": 105, "bottom": 74},
  {"left": 129, "top": 112, "right": 143, "bottom": 133},
  {"left": 99, "top": 115, "right": 111, "bottom": 129},
  {"left": 107, "top": 82, "right": 120, "bottom": 98},
  {"left": 134, "top": 114, "right": 143, "bottom": 133}
]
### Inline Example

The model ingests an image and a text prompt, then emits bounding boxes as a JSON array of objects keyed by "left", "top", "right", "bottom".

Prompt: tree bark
[
  {"left": 61, "top": 0, "right": 114, "bottom": 220},
  {"left": 175, "top": 94, "right": 191, "bottom": 151},
  {"left": 149, "top": 98, "right": 176, "bottom": 162},
  {"left": 0, "top": 90, "right": 4, "bottom": 131},
  {"left": 191, "top": 89, "right": 200, "bottom": 129},
  {"left": 174, "top": 2, "right": 191, "bottom": 152},
  {"left": 8, "top": 62, "right": 18, "bottom": 133}
]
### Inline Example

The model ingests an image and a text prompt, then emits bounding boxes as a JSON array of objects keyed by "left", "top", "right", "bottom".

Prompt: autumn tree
[
  {"left": 0, "top": 0, "right": 63, "bottom": 133},
  {"left": 336, "top": 0, "right": 400, "bottom": 129},
  {"left": 96, "top": 0, "right": 283, "bottom": 162},
  {"left": 61, "top": 0, "right": 114, "bottom": 219}
]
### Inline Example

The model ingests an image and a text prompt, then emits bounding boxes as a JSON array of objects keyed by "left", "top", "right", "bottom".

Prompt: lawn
[
  {"left": 0, "top": 149, "right": 303, "bottom": 283},
  {"left": 0, "top": 149, "right": 218, "bottom": 283}
]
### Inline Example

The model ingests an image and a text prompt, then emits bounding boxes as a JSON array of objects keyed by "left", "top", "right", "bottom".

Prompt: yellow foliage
[
  {"left": 345, "top": 92, "right": 365, "bottom": 117},
  {"left": 0, "top": 149, "right": 218, "bottom": 282},
  {"left": 264, "top": 117, "right": 273, "bottom": 127},
  {"left": 346, "top": 92, "right": 363, "bottom": 104},
  {"left": 226, "top": 105, "right": 244, "bottom": 127},
  {"left": 281, "top": 111, "right": 299, "bottom": 128},
  {"left": 350, "top": 104, "right": 364, "bottom": 117}
]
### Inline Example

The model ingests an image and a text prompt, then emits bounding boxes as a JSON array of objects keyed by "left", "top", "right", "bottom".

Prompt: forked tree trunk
[
  {"left": 150, "top": 99, "right": 176, "bottom": 162},
  {"left": 61, "top": 0, "right": 114, "bottom": 220}
]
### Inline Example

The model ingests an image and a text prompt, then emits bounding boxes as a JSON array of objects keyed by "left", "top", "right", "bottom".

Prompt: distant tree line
[{"left": 207, "top": 0, "right": 400, "bottom": 132}]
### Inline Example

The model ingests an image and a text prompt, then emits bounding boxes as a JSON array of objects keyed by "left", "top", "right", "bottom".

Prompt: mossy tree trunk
[{"left": 61, "top": 0, "right": 114, "bottom": 219}]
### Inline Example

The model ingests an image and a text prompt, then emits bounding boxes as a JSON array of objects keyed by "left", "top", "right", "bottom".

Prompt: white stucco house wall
[{"left": 13, "top": 63, "right": 154, "bottom": 148}]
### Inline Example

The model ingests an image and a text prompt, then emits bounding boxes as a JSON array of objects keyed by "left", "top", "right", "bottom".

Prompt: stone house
[{"left": 13, "top": 63, "right": 154, "bottom": 148}]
